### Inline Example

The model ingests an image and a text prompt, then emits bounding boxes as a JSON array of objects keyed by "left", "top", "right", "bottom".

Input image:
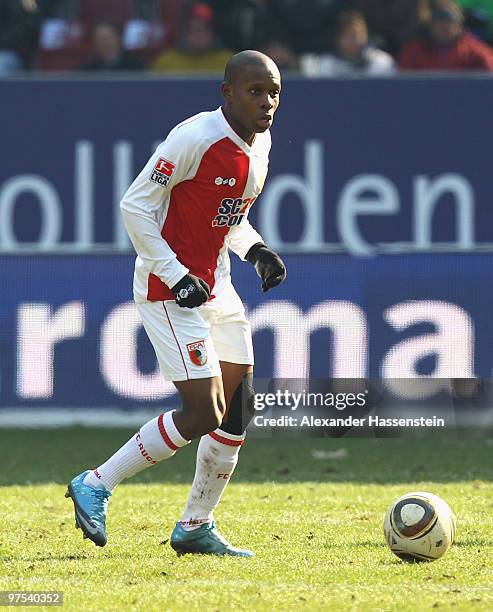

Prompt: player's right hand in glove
[
  {"left": 245, "top": 243, "right": 287, "bottom": 292},
  {"left": 172, "top": 274, "right": 210, "bottom": 308}
]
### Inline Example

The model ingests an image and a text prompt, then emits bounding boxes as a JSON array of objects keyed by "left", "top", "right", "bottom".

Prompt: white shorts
[{"left": 136, "top": 286, "right": 254, "bottom": 382}]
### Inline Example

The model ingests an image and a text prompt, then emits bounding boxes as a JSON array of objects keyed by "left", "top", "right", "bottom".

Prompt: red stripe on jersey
[
  {"left": 147, "top": 137, "right": 250, "bottom": 301},
  {"left": 209, "top": 431, "right": 244, "bottom": 447},
  {"left": 158, "top": 413, "right": 179, "bottom": 451}
]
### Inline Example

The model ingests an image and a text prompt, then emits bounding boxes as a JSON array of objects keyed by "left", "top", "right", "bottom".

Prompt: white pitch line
[{"left": 0, "top": 408, "right": 175, "bottom": 428}]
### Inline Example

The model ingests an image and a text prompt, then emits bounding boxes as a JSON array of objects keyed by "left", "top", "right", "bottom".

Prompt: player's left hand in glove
[
  {"left": 245, "top": 243, "right": 287, "bottom": 292},
  {"left": 172, "top": 274, "right": 210, "bottom": 308}
]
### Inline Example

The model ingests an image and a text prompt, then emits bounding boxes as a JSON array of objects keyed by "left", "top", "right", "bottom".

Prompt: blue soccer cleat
[
  {"left": 65, "top": 470, "right": 111, "bottom": 547},
  {"left": 170, "top": 521, "right": 254, "bottom": 557}
]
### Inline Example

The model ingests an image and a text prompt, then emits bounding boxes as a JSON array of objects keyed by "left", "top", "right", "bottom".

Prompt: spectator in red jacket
[{"left": 399, "top": 0, "right": 493, "bottom": 70}]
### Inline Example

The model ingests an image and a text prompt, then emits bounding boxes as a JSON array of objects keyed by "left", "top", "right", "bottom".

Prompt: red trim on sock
[
  {"left": 209, "top": 431, "right": 244, "bottom": 447},
  {"left": 158, "top": 413, "right": 179, "bottom": 451}
]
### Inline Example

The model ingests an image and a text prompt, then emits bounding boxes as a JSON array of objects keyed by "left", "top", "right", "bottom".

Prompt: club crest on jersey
[
  {"left": 215, "top": 176, "right": 236, "bottom": 187},
  {"left": 150, "top": 157, "right": 175, "bottom": 186},
  {"left": 187, "top": 340, "right": 207, "bottom": 366},
  {"left": 212, "top": 196, "right": 256, "bottom": 227}
]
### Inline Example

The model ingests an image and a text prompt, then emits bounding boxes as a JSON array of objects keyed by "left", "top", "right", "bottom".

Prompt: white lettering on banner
[
  {"left": 260, "top": 140, "right": 324, "bottom": 250},
  {"left": 0, "top": 140, "right": 478, "bottom": 254},
  {"left": 113, "top": 141, "right": 133, "bottom": 250},
  {"left": 382, "top": 300, "right": 474, "bottom": 398},
  {"left": 0, "top": 141, "right": 134, "bottom": 250},
  {"left": 100, "top": 301, "right": 175, "bottom": 400},
  {"left": 259, "top": 141, "right": 476, "bottom": 254},
  {"left": 17, "top": 301, "right": 85, "bottom": 398},
  {"left": 337, "top": 175, "right": 400, "bottom": 256},
  {"left": 0, "top": 176, "right": 62, "bottom": 248},
  {"left": 12, "top": 299, "right": 476, "bottom": 401},
  {"left": 248, "top": 300, "right": 367, "bottom": 378},
  {"left": 414, "top": 174, "right": 474, "bottom": 249},
  {"left": 75, "top": 141, "right": 94, "bottom": 247}
]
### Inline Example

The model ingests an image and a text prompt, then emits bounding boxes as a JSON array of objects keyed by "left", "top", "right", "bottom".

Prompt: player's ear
[{"left": 221, "top": 81, "right": 233, "bottom": 103}]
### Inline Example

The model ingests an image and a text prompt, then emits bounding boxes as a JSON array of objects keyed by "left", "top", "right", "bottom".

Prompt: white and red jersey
[{"left": 121, "top": 107, "right": 271, "bottom": 303}]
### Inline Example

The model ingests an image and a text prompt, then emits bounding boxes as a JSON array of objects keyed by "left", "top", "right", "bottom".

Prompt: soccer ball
[{"left": 383, "top": 492, "right": 456, "bottom": 562}]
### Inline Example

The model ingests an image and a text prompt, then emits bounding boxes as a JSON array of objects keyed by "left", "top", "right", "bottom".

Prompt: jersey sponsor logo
[
  {"left": 215, "top": 176, "right": 236, "bottom": 187},
  {"left": 212, "top": 197, "right": 256, "bottom": 227},
  {"left": 150, "top": 157, "right": 175, "bottom": 186},
  {"left": 186, "top": 340, "right": 207, "bottom": 366}
]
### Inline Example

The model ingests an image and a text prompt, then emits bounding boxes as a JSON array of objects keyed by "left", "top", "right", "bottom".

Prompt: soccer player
[{"left": 65, "top": 50, "right": 286, "bottom": 557}]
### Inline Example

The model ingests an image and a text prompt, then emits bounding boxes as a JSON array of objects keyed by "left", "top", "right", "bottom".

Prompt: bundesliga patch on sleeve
[{"left": 150, "top": 157, "right": 176, "bottom": 186}]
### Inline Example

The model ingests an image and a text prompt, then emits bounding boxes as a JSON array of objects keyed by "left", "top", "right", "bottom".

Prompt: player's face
[{"left": 223, "top": 64, "right": 281, "bottom": 142}]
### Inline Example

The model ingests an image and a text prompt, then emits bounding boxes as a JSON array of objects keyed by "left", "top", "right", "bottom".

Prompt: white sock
[
  {"left": 179, "top": 428, "right": 244, "bottom": 530},
  {"left": 83, "top": 410, "right": 189, "bottom": 491}
]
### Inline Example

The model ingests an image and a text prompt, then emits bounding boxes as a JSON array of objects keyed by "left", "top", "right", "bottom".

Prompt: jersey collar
[{"left": 215, "top": 107, "right": 255, "bottom": 154}]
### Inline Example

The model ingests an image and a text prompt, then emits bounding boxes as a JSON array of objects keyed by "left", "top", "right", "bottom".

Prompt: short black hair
[{"left": 224, "top": 50, "right": 278, "bottom": 84}]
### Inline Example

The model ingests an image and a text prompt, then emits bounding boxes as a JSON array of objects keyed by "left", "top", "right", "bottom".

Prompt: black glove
[
  {"left": 245, "top": 243, "right": 287, "bottom": 292},
  {"left": 172, "top": 274, "right": 210, "bottom": 308}
]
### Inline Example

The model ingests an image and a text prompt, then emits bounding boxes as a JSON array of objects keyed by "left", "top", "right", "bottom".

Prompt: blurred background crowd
[{"left": 2, "top": 0, "right": 493, "bottom": 75}]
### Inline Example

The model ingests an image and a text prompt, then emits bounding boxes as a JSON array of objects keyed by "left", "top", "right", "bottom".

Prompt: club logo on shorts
[
  {"left": 150, "top": 157, "right": 175, "bottom": 186},
  {"left": 187, "top": 340, "right": 208, "bottom": 366}
]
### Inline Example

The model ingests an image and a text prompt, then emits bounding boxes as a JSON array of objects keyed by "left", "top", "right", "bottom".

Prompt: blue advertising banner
[
  {"left": 1, "top": 253, "right": 491, "bottom": 410},
  {"left": 1, "top": 77, "right": 492, "bottom": 254}
]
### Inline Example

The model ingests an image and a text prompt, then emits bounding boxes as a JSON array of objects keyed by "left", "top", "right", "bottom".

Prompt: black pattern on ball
[{"left": 390, "top": 496, "right": 437, "bottom": 539}]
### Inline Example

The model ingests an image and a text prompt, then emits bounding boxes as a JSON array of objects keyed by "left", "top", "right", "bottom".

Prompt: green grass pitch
[{"left": 1, "top": 429, "right": 492, "bottom": 611}]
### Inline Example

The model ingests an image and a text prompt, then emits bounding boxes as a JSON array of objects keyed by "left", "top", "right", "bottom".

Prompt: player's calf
[
  {"left": 173, "top": 377, "right": 226, "bottom": 439},
  {"left": 221, "top": 371, "right": 255, "bottom": 435}
]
